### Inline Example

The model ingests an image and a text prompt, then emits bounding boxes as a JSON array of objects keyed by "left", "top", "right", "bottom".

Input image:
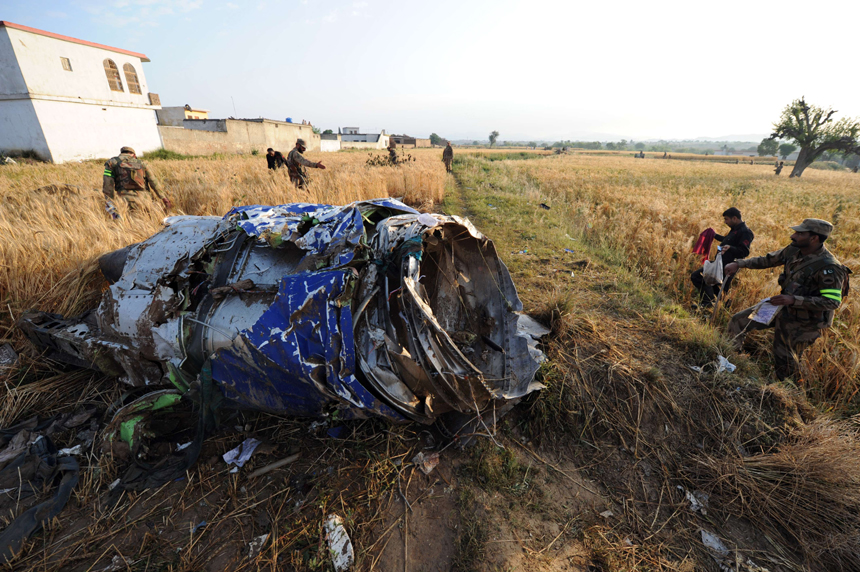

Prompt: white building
[
  {"left": 0, "top": 21, "right": 162, "bottom": 163},
  {"left": 339, "top": 127, "right": 389, "bottom": 149}
]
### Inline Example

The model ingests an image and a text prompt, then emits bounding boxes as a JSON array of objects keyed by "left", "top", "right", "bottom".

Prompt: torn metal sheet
[{"left": 20, "top": 199, "right": 547, "bottom": 424}]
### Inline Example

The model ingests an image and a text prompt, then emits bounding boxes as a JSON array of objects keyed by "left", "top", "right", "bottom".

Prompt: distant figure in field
[
  {"left": 750, "top": 160, "right": 754, "bottom": 165},
  {"left": 853, "top": 165, "right": 858, "bottom": 173},
  {"left": 388, "top": 141, "right": 399, "bottom": 165},
  {"left": 286, "top": 138, "right": 325, "bottom": 188},
  {"left": 442, "top": 141, "right": 454, "bottom": 173},
  {"left": 736, "top": 159, "right": 740, "bottom": 164},
  {"left": 775, "top": 162, "right": 784, "bottom": 176},
  {"left": 266, "top": 148, "right": 276, "bottom": 170},
  {"left": 663, "top": 151, "right": 667, "bottom": 158},
  {"left": 103, "top": 146, "right": 170, "bottom": 211}
]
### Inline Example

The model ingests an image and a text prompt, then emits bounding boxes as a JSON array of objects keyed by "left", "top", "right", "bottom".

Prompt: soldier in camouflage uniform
[
  {"left": 286, "top": 139, "right": 325, "bottom": 189},
  {"left": 103, "top": 146, "right": 170, "bottom": 211},
  {"left": 442, "top": 141, "right": 454, "bottom": 173},
  {"left": 724, "top": 219, "right": 850, "bottom": 380}
]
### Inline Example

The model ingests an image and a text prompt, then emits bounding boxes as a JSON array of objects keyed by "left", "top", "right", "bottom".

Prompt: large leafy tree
[
  {"left": 757, "top": 138, "right": 779, "bottom": 157},
  {"left": 489, "top": 131, "right": 499, "bottom": 146},
  {"left": 770, "top": 97, "right": 860, "bottom": 177},
  {"left": 429, "top": 133, "right": 444, "bottom": 146}
]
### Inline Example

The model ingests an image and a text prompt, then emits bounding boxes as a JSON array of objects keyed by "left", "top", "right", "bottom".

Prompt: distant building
[
  {"left": 390, "top": 134, "right": 431, "bottom": 148},
  {"left": 0, "top": 21, "right": 162, "bottom": 162},
  {"left": 156, "top": 105, "right": 209, "bottom": 126},
  {"left": 340, "top": 127, "right": 389, "bottom": 149},
  {"left": 320, "top": 132, "right": 341, "bottom": 152}
]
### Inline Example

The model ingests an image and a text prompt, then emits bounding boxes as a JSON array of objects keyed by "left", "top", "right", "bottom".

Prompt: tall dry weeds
[
  {"left": 689, "top": 419, "right": 860, "bottom": 571},
  {"left": 501, "top": 154, "right": 860, "bottom": 407}
]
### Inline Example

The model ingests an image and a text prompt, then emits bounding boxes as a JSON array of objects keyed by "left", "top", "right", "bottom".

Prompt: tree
[
  {"left": 778, "top": 143, "right": 797, "bottom": 160},
  {"left": 605, "top": 142, "right": 617, "bottom": 150},
  {"left": 429, "top": 133, "right": 444, "bottom": 146},
  {"left": 312, "top": 126, "right": 321, "bottom": 134},
  {"left": 770, "top": 97, "right": 860, "bottom": 177},
  {"left": 616, "top": 139, "right": 628, "bottom": 151},
  {"left": 472, "top": 141, "right": 479, "bottom": 146},
  {"left": 322, "top": 129, "right": 333, "bottom": 135},
  {"left": 634, "top": 142, "right": 646, "bottom": 150},
  {"left": 527, "top": 141, "right": 536, "bottom": 149},
  {"left": 757, "top": 138, "right": 779, "bottom": 156},
  {"left": 489, "top": 131, "right": 499, "bottom": 146}
]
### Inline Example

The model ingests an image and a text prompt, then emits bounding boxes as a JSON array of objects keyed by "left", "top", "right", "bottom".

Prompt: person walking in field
[
  {"left": 724, "top": 218, "right": 850, "bottom": 381},
  {"left": 286, "top": 138, "right": 325, "bottom": 189},
  {"left": 103, "top": 146, "right": 170, "bottom": 211},
  {"left": 388, "top": 141, "right": 399, "bottom": 165},
  {"left": 690, "top": 207, "right": 754, "bottom": 308},
  {"left": 774, "top": 162, "right": 784, "bottom": 175},
  {"left": 442, "top": 141, "right": 454, "bottom": 173}
]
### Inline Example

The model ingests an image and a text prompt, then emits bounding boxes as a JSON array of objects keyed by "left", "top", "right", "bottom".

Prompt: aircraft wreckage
[{"left": 21, "top": 199, "right": 547, "bottom": 424}]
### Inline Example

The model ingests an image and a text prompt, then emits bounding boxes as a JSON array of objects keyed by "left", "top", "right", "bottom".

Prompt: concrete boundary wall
[{"left": 159, "top": 118, "right": 319, "bottom": 156}]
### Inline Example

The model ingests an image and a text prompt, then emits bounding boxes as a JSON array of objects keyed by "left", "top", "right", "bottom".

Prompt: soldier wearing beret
[
  {"left": 725, "top": 218, "right": 850, "bottom": 380},
  {"left": 286, "top": 138, "right": 325, "bottom": 189},
  {"left": 103, "top": 146, "right": 170, "bottom": 210}
]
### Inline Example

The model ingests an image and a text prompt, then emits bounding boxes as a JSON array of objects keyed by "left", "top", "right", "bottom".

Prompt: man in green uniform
[
  {"left": 724, "top": 218, "right": 849, "bottom": 380},
  {"left": 286, "top": 139, "right": 325, "bottom": 189},
  {"left": 442, "top": 141, "right": 454, "bottom": 173},
  {"left": 103, "top": 146, "right": 170, "bottom": 211}
]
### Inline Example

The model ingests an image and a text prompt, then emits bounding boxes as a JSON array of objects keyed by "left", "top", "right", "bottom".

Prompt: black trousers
[{"left": 690, "top": 268, "right": 735, "bottom": 306}]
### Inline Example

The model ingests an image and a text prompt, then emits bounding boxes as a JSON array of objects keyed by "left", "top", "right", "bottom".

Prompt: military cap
[
  {"left": 790, "top": 218, "right": 833, "bottom": 237},
  {"left": 296, "top": 139, "right": 306, "bottom": 147},
  {"left": 120, "top": 146, "right": 136, "bottom": 155}
]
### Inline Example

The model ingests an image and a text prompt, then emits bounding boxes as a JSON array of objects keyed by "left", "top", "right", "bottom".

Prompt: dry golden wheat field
[{"left": 460, "top": 152, "right": 860, "bottom": 406}]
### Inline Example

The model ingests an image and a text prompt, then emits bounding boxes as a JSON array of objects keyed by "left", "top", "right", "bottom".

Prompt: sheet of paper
[{"left": 749, "top": 298, "right": 782, "bottom": 325}]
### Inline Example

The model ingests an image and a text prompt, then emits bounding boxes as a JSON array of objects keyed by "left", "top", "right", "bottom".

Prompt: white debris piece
[
  {"left": 324, "top": 514, "right": 354, "bottom": 572},
  {"left": 58, "top": 444, "right": 84, "bottom": 456},
  {"left": 417, "top": 213, "right": 438, "bottom": 227},
  {"left": 677, "top": 486, "right": 708, "bottom": 515},
  {"left": 716, "top": 356, "right": 737, "bottom": 374},
  {"left": 701, "top": 530, "right": 771, "bottom": 572},
  {"left": 176, "top": 441, "right": 193, "bottom": 451},
  {"left": 599, "top": 510, "right": 613, "bottom": 519},
  {"left": 248, "top": 533, "right": 269, "bottom": 559},
  {"left": 223, "top": 438, "right": 262, "bottom": 473},
  {"left": 411, "top": 451, "right": 440, "bottom": 475}
]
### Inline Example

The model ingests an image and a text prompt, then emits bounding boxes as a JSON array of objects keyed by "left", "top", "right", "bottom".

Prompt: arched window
[
  {"left": 103, "top": 59, "right": 123, "bottom": 92},
  {"left": 123, "top": 63, "right": 141, "bottom": 94}
]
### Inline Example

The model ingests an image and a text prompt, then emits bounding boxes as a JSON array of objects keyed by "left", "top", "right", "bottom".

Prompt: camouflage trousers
[
  {"left": 444, "top": 159, "right": 453, "bottom": 173},
  {"left": 116, "top": 190, "right": 149, "bottom": 210},
  {"left": 727, "top": 306, "right": 822, "bottom": 381}
]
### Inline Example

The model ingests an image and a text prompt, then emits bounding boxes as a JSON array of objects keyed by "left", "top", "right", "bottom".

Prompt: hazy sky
[{"left": 4, "top": 0, "right": 859, "bottom": 141}]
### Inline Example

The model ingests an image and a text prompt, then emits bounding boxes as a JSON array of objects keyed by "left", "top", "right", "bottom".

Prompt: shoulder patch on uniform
[{"left": 823, "top": 268, "right": 834, "bottom": 275}]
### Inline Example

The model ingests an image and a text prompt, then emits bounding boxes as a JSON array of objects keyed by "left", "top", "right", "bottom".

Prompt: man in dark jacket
[
  {"left": 690, "top": 207, "right": 754, "bottom": 307},
  {"left": 266, "top": 148, "right": 276, "bottom": 170}
]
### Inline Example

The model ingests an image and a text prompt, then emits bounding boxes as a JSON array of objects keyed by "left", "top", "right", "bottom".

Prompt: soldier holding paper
[{"left": 724, "top": 219, "right": 850, "bottom": 380}]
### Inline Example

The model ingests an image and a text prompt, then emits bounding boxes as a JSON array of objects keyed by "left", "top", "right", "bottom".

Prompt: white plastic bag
[{"left": 702, "top": 252, "right": 724, "bottom": 286}]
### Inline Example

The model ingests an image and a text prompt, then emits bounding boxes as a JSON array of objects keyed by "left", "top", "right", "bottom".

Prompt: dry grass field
[{"left": 458, "top": 153, "right": 860, "bottom": 408}]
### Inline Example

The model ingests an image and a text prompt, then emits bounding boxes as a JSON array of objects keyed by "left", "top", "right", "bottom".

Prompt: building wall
[
  {"left": 3, "top": 26, "right": 155, "bottom": 107},
  {"left": 33, "top": 99, "right": 162, "bottom": 162},
  {"left": 415, "top": 138, "right": 431, "bottom": 148},
  {"left": 320, "top": 139, "right": 340, "bottom": 152},
  {"left": 0, "top": 24, "right": 162, "bottom": 162},
  {"left": 340, "top": 134, "right": 389, "bottom": 150},
  {"left": 0, "top": 98, "right": 51, "bottom": 159},
  {"left": 159, "top": 119, "right": 319, "bottom": 156},
  {"left": 156, "top": 107, "right": 187, "bottom": 126},
  {"left": 0, "top": 28, "right": 29, "bottom": 95}
]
